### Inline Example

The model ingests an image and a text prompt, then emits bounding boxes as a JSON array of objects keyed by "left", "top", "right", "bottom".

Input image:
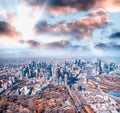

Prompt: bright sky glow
[{"left": 0, "top": 0, "right": 120, "bottom": 58}]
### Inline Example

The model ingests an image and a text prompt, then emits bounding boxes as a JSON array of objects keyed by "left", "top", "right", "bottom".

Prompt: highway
[
  {"left": 67, "top": 85, "right": 90, "bottom": 113},
  {"left": 67, "top": 86, "right": 81, "bottom": 112}
]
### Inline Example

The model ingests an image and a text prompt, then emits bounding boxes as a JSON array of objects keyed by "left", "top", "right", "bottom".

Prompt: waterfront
[{"left": 107, "top": 92, "right": 120, "bottom": 98}]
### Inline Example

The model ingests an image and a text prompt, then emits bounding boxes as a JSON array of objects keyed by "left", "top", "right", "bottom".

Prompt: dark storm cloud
[
  {"left": 95, "top": 42, "right": 120, "bottom": 51},
  {"left": 24, "top": 0, "right": 45, "bottom": 6},
  {"left": 35, "top": 9, "right": 109, "bottom": 39},
  {"left": 23, "top": 0, "right": 120, "bottom": 15},
  {"left": 46, "top": 40, "right": 70, "bottom": 48},
  {"left": 95, "top": 43, "right": 109, "bottom": 50},
  {"left": 24, "top": 0, "right": 96, "bottom": 12},
  {"left": 24, "top": 39, "right": 87, "bottom": 50},
  {"left": 26, "top": 40, "right": 41, "bottom": 48},
  {"left": 0, "top": 21, "right": 18, "bottom": 38},
  {"left": 48, "top": 0, "right": 96, "bottom": 15},
  {"left": 46, "top": 41, "right": 89, "bottom": 51},
  {"left": 109, "top": 32, "right": 120, "bottom": 39},
  {"left": 26, "top": 39, "right": 70, "bottom": 49},
  {"left": 35, "top": 20, "right": 49, "bottom": 33}
]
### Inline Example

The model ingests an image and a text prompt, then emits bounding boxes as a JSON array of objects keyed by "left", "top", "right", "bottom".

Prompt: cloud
[
  {"left": 24, "top": 0, "right": 96, "bottom": 14},
  {"left": 26, "top": 40, "right": 41, "bottom": 48},
  {"left": 23, "top": 0, "right": 45, "bottom": 6},
  {"left": 89, "top": 8, "right": 106, "bottom": 17},
  {"left": 24, "top": 39, "right": 88, "bottom": 51},
  {"left": 19, "top": 40, "right": 25, "bottom": 44},
  {"left": 35, "top": 9, "right": 109, "bottom": 39},
  {"left": 0, "top": 3, "right": 42, "bottom": 41},
  {"left": 109, "top": 32, "right": 120, "bottom": 39},
  {"left": 98, "top": 0, "right": 120, "bottom": 12},
  {"left": 95, "top": 42, "right": 120, "bottom": 51},
  {"left": 23, "top": 0, "right": 120, "bottom": 15},
  {"left": 35, "top": 20, "right": 49, "bottom": 33},
  {"left": 26, "top": 39, "right": 70, "bottom": 49},
  {"left": 95, "top": 43, "right": 109, "bottom": 50},
  {"left": 48, "top": 0, "right": 96, "bottom": 15},
  {"left": 45, "top": 40, "right": 70, "bottom": 48},
  {"left": 0, "top": 21, "right": 19, "bottom": 38}
]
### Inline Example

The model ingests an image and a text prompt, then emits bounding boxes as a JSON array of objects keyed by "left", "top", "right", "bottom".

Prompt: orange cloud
[
  {"left": 35, "top": 9, "right": 109, "bottom": 39},
  {"left": 0, "top": 21, "right": 19, "bottom": 38},
  {"left": 95, "top": 0, "right": 120, "bottom": 12}
]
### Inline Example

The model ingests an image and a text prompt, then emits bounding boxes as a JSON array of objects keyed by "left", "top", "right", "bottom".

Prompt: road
[
  {"left": 67, "top": 86, "right": 81, "bottom": 112},
  {"left": 67, "top": 85, "right": 90, "bottom": 113}
]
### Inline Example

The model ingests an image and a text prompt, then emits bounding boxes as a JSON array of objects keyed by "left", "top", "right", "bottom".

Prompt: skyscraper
[
  {"left": 103, "top": 63, "right": 109, "bottom": 74},
  {"left": 55, "top": 68, "right": 61, "bottom": 85},
  {"left": 95, "top": 59, "right": 102, "bottom": 75},
  {"left": 64, "top": 74, "right": 68, "bottom": 86},
  {"left": 109, "top": 63, "right": 116, "bottom": 71},
  {"left": 22, "top": 67, "right": 26, "bottom": 79}
]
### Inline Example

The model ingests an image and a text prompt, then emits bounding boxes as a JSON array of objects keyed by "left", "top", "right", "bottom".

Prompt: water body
[{"left": 107, "top": 92, "right": 120, "bottom": 97}]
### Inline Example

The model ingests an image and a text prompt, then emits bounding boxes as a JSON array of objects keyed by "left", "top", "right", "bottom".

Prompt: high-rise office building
[
  {"left": 28, "top": 68, "right": 32, "bottom": 78},
  {"left": 61, "top": 67, "right": 66, "bottom": 78},
  {"left": 22, "top": 67, "right": 26, "bottom": 79},
  {"left": 64, "top": 74, "right": 68, "bottom": 86},
  {"left": 95, "top": 59, "right": 102, "bottom": 75},
  {"left": 109, "top": 63, "right": 116, "bottom": 71},
  {"left": 46, "top": 65, "right": 52, "bottom": 77},
  {"left": 26, "top": 73, "right": 29, "bottom": 79},
  {"left": 55, "top": 68, "right": 61, "bottom": 85},
  {"left": 59, "top": 76, "right": 62, "bottom": 85},
  {"left": 78, "top": 60, "right": 81, "bottom": 66},
  {"left": 31, "top": 61, "right": 36, "bottom": 68},
  {"left": 97, "top": 59, "right": 101, "bottom": 67},
  {"left": 103, "top": 63, "right": 109, "bottom": 74}
]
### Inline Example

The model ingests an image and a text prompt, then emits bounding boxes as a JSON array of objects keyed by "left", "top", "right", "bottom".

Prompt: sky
[{"left": 0, "top": 0, "right": 120, "bottom": 58}]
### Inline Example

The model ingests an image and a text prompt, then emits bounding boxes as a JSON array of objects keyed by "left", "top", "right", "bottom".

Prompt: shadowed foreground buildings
[
  {"left": 33, "top": 85, "right": 77, "bottom": 113},
  {"left": 0, "top": 85, "right": 77, "bottom": 113}
]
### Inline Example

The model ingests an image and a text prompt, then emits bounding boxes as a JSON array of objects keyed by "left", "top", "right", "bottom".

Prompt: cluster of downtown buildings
[
  {"left": 0, "top": 58, "right": 120, "bottom": 113},
  {"left": 0, "top": 58, "right": 119, "bottom": 95}
]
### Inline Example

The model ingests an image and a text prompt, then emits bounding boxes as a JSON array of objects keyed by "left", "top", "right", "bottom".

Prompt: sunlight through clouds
[
  {"left": 0, "top": 0, "right": 120, "bottom": 58},
  {"left": 12, "top": 2, "right": 47, "bottom": 41}
]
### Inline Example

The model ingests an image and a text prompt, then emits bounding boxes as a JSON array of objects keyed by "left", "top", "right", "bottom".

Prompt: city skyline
[
  {"left": 0, "top": 0, "right": 120, "bottom": 58},
  {"left": 0, "top": 57, "right": 120, "bottom": 112}
]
